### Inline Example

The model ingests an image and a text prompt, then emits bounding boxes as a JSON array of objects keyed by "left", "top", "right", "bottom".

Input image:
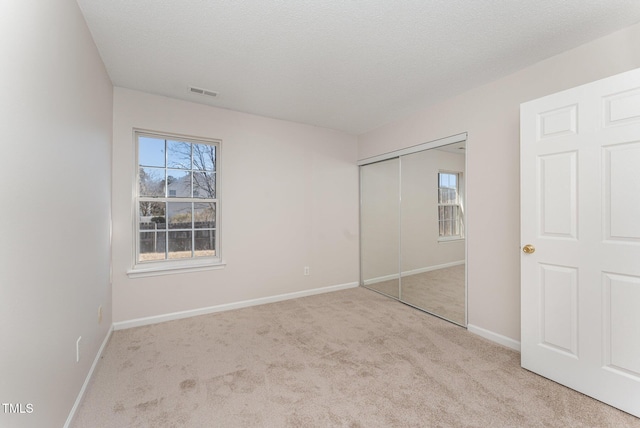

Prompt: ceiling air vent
[{"left": 189, "top": 86, "right": 218, "bottom": 98}]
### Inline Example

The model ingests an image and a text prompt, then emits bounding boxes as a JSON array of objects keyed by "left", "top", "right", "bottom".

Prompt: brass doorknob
[{"left": 522, "top": 244, "right": 535, "bottom": 254}]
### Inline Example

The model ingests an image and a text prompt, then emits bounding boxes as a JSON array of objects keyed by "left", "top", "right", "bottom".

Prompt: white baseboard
[
  {"left": 113, "top": 281, "right": 360, "bottom": 331},
  {"left": 363, "top": 272, "right": 398, "bottom": 286},
  {"left": 467, "top": 324, "right": 521, "bottom": 352},
  {"left": 64, "top": 325, "right": 113, "bottom": 428},
  {"left": 363, "top": 260, "right": 464, "bottom": 286},
  {"left": 403, "top": 260, "right": 465, "bottom": 277}
]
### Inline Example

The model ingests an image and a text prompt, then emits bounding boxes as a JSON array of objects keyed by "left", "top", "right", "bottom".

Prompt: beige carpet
[
  {"left": 71, "top": 287, "right": 639, "bottom": 427},
  {"left": 366, "top": 265, "right": 465, "bottom": 325}
]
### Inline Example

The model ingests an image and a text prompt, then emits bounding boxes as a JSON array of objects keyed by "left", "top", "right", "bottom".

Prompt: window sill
[
  {"left": 438, "top": 237, "right": 465, "bottom": 243},
  {"left": 127, "top": 259, "right": 226, "bottom": 278}
]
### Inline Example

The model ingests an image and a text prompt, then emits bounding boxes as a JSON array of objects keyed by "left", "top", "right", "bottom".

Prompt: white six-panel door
[{"left": 521, "top": 67, "right": 640, "bottom": 417}]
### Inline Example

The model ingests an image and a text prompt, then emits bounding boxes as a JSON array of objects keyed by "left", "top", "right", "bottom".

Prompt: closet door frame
[{"left": 359, "top": 132, "right": 468, "bottom": 326}]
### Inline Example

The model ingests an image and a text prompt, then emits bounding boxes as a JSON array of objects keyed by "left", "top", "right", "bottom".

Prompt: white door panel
[
  {"left": 538, "top": 263, "right": 579, "bottom": 357},
  {"left": 603, "top": 87, "right": 640, "bottom": 127},
  {"left": 603, "top": 273, "right": 640, "bottom": 377},
  {"left": 521, "top": 67, "right": 640, "bottom": 417},
  {"left": 538, "top": 151, "right": 578, "bottom": 239},
  {"left": 604, "top": 142, "right": 640, "bottom": 241}
]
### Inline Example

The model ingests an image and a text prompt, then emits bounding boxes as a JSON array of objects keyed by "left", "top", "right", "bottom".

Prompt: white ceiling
[{"left": 76, "top": 1, "right": 640, "bottom": 135}]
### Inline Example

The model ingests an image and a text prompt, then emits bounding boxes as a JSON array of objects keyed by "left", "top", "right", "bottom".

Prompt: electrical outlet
[
  {"left": 98, "top": 305, "right": 103, "bottom": 324},
  {"left": 304, "top": 266, "right": 310, "bottom": 276},
  {"left": 76, "top": 336, "right": 82, "bottom": 363}
]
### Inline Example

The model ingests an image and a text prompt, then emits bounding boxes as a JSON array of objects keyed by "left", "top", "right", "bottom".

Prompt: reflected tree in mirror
[{"left": 438, "top": 172, "right": 462, "bottom": 238}]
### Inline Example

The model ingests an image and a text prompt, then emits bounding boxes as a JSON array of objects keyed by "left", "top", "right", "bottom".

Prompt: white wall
[
  {"left": 112, "top": 88, "right": 359, "bottom": 323},
  {"left": 0, "top": 1, "right": 113, "bottom": 427},
  {"left": 358, "top": 22, "right": 640, "bottom": 343}
]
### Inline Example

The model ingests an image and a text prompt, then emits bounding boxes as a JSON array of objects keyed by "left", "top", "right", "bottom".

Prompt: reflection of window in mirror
[{"left": 438, "top": 171, "right": 464, "bottom": 240}]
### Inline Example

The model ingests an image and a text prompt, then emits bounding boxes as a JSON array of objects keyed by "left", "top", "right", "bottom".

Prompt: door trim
[{"left": 357, "top": 132, "right": 467, "bottom": 166}]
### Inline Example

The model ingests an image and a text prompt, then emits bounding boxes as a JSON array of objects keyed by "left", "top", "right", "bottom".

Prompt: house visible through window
[
  {"left": 136, "top": 131, "right": 219, "bottom": 265},
  {"left": 438, "top": 171, "right": 463, "bottom": 239}
]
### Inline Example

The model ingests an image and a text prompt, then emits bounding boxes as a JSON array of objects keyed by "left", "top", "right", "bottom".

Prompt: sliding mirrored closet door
[
  {"left": 360, "top": 157, "right": 400, "bottom": 298},
  {"left": 360, "top": 134, "right": 467, "bottom": 326}
]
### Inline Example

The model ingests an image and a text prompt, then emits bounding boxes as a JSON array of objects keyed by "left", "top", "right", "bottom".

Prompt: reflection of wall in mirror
[
  {"left": 401, "top": 149, "right": 465, "bottom": 274},
  {"left": 360, "top": 159, "right": 400, "bottom": 282}
]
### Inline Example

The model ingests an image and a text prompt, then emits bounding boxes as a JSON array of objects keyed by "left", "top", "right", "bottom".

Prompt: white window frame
[
  {"left": 438, "top": 170, "right": 464, "bottom": 242},
  {"left": 127, "top": 129, "right": 225, "bottom": 278}
]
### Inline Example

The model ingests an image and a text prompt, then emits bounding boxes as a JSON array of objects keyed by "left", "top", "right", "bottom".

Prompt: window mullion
[
  {"left": 139, "top": 197, "right": 216, "bottom": 203},
  {"left": 191, "top": 202, "right": 195, "bottom": 258}
]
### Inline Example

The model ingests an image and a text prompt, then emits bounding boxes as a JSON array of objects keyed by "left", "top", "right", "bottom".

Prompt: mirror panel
[
  {"left": 400, "top": 143, "right": 466, "bottom": 325},
  {"left": 360, "top": 158, "right": 400, "bottom": 298}
]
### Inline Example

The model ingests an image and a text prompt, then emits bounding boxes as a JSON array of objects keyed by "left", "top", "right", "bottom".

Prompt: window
[
  {"left": 438, "top": 172, "right": 463, "bottom": 239},
  {"left": 132, "top": 130, "right": 222, "bottom": 276}
]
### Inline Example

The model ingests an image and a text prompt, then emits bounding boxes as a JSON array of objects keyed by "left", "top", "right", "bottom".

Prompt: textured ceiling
[{"left": 76, "top": 1, "right": 640, "bottom": 135}]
